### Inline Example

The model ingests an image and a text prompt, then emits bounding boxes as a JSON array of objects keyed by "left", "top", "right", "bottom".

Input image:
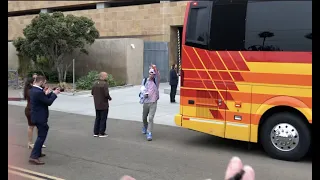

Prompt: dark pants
[
  {"left": 30, "top": 123, "right": 49, "bottom": 159},
  {"left": 170, "top": 85, "right": 177, "bottom": 102},
  {"left": 94, "top": 109, "right": 109, "bottom": 135}
]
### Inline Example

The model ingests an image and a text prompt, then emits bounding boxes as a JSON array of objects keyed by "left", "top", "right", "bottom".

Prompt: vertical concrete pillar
[
  {"left": 40, "top": 9, "right": 52, "bottom": 13},
  {"left": 96, "top": 2, "right": 110, "bottom": 9}
]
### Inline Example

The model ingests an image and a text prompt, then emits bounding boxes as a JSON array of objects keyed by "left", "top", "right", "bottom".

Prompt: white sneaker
[
  {"left": 93, "top": 134, "right": 98, "bottom": 137},
  {"left": 28, "top": 143, "right": 46, "bottom": 149},
  {"left": 99, "top": 134, "right": 108, "bottom": 138},
  {"left": 28, "top": 143, "right": 34, "bottom": 149}
]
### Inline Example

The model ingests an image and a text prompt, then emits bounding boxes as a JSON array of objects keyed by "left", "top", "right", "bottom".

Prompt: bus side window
[
  {"left": 185, "top": 2, "right": 212, "bottom": 50},
  {"left": 209, "top": 1, "right": 247, "bottom": 51},
  {"left": 245, "top": 1, "right": 312, "bottom": 52}
]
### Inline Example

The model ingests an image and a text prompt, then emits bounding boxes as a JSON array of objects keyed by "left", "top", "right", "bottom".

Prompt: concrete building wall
[
  {"left": 8, "top": 1, "right": 187, "bottom": 68},
  {"left": 8, "top": 38, "right": 144, "bottom": 85},
  {"left": 125, "top": 39, "right": 144, "bottom": 85},
  {"left": 8, "top": 42, "right": 19, "bottom": 70},
  {"left": 8, "top": 1, "right": 104, "bottom": 12},
  {"left": 8, "top": 2, "right": 186, "bottom": 40},
  {"left": 70, "top": 38, "right": 144, "bottom": 85}
]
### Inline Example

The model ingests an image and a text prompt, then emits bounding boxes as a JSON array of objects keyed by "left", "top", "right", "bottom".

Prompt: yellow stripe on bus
[
  {"left": 181, "top": 104, "right": 312, "bottom": 120},
  {"left": 246, "top": 62, "right": 312, "bottom": 75},
  {"left": 182, "top": 62, "right": 312, "bottom": 75},
  {"left": 181, "top": 83, "right": 312, "bottom": 97}
]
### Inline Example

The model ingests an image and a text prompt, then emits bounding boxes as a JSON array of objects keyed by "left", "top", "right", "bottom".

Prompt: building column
[
  {"left": 40, "top": 9, "right": 52, "bottom": 13},
  {"left": 96, "top": 2, "right": 110, "bottom": 9}
]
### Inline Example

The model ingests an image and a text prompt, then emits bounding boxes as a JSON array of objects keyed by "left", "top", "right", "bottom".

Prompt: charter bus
[{"left": 174, "top": 0, "right": 312, "bottom": 161}]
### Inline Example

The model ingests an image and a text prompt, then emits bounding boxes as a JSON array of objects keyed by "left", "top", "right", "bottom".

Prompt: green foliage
[
  {"left": 106, "top": 74, "right": 116, "bottom": 87},
  {"left": 12, "top": 12, "right": 100, "bottom": 83},
  {"left": 76, "top": 71, "right": 99, "bottom": 90},
  {"left": 35, "top": 56, "right": 52, "bottom": 71},
  {"left": 76, "top": 71, "right": 120, "bottom": 90},
  {"left": 17, "top": 54, "right": 33, "bottom": 77},
  {"left": 27, "top": 70, "right": 73, "bottom": 83}
]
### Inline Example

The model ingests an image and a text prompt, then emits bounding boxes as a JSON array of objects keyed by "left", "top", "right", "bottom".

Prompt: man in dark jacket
[
  {"left": 169, "top": 64, "right": 179, "bottom": 103},
  {"left": 29, "top": 75, "right": 60, "bottom": 165},
  {"left": 91, "top": 72, "right": 112, "bottom": 138}
]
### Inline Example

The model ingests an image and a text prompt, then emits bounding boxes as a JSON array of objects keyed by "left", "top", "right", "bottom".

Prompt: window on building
[
  {"left": 51, "top": 4, "right": 96, "bottom": 12},
  {"left": 8, "top": 1, "right": 161, "bottom": 17},
  {"left": 109, "top": 0, "right": 160, "bottom": 7},
  {"left": 245, "top": 0, "right": 312, "bottom": 52},
  {"left": 8, "top": 9, "right": 40, "bottom": 17}
]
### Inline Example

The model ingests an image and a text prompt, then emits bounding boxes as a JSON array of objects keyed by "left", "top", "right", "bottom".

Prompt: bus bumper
[{"left": 174, "top": 114, "right": 182, "bottom": 126}]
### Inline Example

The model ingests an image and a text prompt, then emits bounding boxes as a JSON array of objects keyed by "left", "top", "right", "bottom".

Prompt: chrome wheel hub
[{"left": 270, "top": 123, "right": 299, "bottom": 152}]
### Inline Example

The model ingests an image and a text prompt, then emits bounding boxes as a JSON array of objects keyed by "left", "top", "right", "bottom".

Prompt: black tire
[{"left": 260, "top": 112, "right": 311, "bottom": 161}]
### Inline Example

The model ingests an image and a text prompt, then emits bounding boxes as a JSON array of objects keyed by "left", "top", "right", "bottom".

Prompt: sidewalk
[
  {"left": 8, "top": 83, "right": 179, "bottom": 127},
  {"left": 8, "top": 88, "right": 23, "bottom": 101}
]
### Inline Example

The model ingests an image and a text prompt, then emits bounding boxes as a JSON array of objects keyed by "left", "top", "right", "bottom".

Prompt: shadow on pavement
[{"left": 182, "top": 132, "right": 312, "bottom": 163}]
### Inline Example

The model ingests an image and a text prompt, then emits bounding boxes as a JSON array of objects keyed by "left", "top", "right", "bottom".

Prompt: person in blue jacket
[{"left": 28, "top": 75, "right": 60, "bottom": 165}]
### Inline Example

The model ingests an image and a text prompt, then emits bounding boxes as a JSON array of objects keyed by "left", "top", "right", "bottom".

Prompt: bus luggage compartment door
[{"left": 182, "top": 88, "right": 226, "bottom": 138}]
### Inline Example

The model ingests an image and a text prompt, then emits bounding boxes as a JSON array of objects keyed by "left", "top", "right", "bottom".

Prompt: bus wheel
[{"left": 260, "top": 112, "right": 311, "bottom": 161}]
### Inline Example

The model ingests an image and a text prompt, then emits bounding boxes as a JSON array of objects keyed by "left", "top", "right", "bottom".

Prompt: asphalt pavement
[{"left": 8, "top": 105, "right": 311, "bottom": 180}]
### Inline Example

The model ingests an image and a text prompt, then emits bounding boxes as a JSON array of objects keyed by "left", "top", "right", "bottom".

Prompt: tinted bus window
[
  {"left": 209, "top": 1, "right": 247, "bottom": 51},
  {"left": 245, "top": 0, "right": 312, "bottom": 51},
  {"left": 185, "top": 2, "right": 212, "bottom": 49}
]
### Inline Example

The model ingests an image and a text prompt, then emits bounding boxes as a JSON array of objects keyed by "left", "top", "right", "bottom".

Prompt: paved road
[{"left": 8, "top": 105, "right": 312, "bottom": 180}]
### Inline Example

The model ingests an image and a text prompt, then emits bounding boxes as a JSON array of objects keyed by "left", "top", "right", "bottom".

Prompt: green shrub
[
  {"left": 27, "top": 71, "right": 73, "bottom": 83},
  {"left": 75, "top": 71, "right": 120, "bottom": 90},
  {"left": 116, "top": 80, "right": 126, "bottom": 86},
  {"left": 106, "top": 74, "right": 116, "bottom": 87},
  {"left": 76, "top": 71, "right": 99, "bottom": 90}
]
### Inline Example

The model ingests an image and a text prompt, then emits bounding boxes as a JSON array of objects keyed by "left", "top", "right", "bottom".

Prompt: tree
[
  {"left": 13, "top": 12, "right": 99, "bottom": 84},
  {"left": 258, "top": 31, "right": 274, "bottom": 46},
  {"left": 34, "top": 55, "right": 52, "bottom": 76},
  {"left": 17, "top": 53, "right": 32, "bottom": 78}
]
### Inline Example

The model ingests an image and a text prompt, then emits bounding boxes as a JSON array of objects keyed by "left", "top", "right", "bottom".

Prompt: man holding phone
[
  {"left": 29, "top": 76, "right": 60, "bottom": 165},
  {"left": 141, "top": 68, "right": 160, "bottom": 141}
]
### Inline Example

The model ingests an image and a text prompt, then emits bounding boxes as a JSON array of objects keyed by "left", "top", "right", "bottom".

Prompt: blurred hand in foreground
[
  {"left": 120, "top": 156, "right": 255, "bottom": 180},
  {"left": 225, "top": 156, "right": 255, "bottom": 180}
]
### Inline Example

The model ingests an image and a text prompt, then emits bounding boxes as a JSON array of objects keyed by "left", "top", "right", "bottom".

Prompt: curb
[
  {"left": 8, "top": 92, "right": 24, "bottom": 101},
  {"left": 8, "top": 97, "right": 23, "bottom": 101},
  {"left": 109, "top": 84, "right": 134, "bottom": 90}
]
